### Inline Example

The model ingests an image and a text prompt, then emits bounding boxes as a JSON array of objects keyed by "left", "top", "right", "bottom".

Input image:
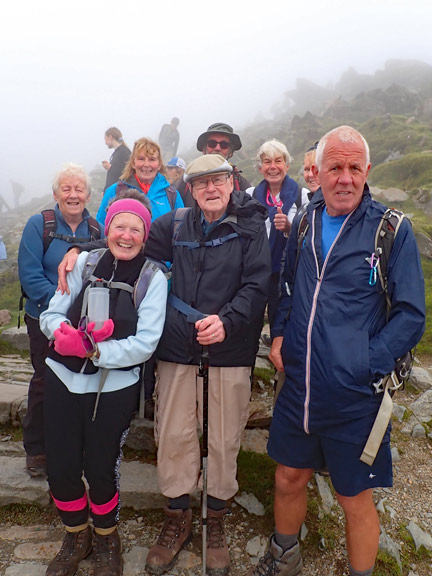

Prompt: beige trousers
[{"left": 155, "top": 361, "right": 251, "bottom": 501}]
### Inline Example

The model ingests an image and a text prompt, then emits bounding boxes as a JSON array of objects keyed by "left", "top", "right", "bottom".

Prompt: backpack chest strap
[{"left": 173, "top": 232, "right": 239, "bottom": 249}]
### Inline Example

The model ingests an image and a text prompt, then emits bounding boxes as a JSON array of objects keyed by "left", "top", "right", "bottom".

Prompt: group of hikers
[{"left": 17, "top": 121, "right": 426, "bottom": 576}]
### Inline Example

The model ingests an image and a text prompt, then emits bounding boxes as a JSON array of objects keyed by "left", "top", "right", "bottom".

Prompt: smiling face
[
  {"left": 312, "top": 135, "right": 370, "bottom": 216},
  {"left": 132, "top": 148, "right": 162, "bottom": 184},
  {"left": 191, "top": 172, "right": 233, "bottom": 222},
  {"left": 53, "top": 176, "right": 90, "bottom": 221},
  {"left": 106, "top": 212, "right": 145, "bottom": 260},
  {"left": 303, "top": 150, "right": 319, "bottom": 193},
  {"left": 259, "top": 153, "right": 289, "bottom": 190}
]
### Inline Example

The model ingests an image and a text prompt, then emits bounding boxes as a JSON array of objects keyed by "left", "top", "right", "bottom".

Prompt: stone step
[{"left": 0, "top": 450, "right": 164, "bottom": 510}]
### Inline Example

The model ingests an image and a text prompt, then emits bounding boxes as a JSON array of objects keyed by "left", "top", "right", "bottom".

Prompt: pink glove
[
  {"left": 53, "top": 322, "right": 90, "bottom": 358},
  {"left": 86, "top": 319, "right": 115, "bottom": 343}
]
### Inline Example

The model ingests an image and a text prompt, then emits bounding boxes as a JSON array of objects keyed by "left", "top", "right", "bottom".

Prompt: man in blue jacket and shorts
[{"left": 247, "top": 125, "right": 426, "bottom": 576}]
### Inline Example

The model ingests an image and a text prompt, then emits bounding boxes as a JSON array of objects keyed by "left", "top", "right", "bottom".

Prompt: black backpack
[{"left": 18, "top": 209, "right": 102, "bottom": 327}]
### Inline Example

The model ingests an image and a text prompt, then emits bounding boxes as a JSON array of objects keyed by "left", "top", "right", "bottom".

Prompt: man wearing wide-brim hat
[
  {"left": 144, "top": 154, "right": 271, "bottom": 576},
  {"left": 195, "top": 122, "right": 251, "bottom": 191}
]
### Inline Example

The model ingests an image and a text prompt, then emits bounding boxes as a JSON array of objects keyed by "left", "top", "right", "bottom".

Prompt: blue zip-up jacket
[
  {"left": 253, "top": 176, "right": 299, "bottom": 273},
  {"left": 96, "top": 172, "right": 183, "bottom": 225},
  {"left": 271, "top": 186, "right": 425, "bottom": 444},
  {"left": 18, "top": 205, "right": 105, "bottom": 319}
]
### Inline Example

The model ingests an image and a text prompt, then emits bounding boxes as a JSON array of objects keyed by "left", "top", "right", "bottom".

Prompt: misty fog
[{"left": 1, "top": 0, "right": 431, "bottom": 206}]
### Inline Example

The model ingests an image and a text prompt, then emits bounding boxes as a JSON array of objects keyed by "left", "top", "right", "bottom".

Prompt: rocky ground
[{"left": 0, "top": 351, "right": 431, "bottom": 575}]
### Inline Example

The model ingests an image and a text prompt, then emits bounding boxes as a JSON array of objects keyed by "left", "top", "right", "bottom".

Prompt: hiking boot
[
  {"left": 245, "top": 534, "right": 302, "bottom": 576},
  {"left": 46, "top": 526, "right": 92, "bottom": 576},
  {"left": 206, "top": 508, "right": 230, "bottom": 575},
  {"left": 26, "top": 454, "right": 47, "bottom": 478},
  {"left": 145, "top": 507, "right": 192, "bottom": 575},
  {"left": 92, "top": 528, "right": 123, "bottom": 576}
]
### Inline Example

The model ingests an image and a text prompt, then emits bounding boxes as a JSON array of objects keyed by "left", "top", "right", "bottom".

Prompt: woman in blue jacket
[{"left": 97, "top": 137, "right": 183, "bottom": 225}]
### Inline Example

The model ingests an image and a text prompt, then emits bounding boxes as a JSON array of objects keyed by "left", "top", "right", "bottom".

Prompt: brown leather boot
[
  {"left": 206, "top": 508, "right": 230, "bottom": 576},
  {"left": 92, "top": 527, "right": 123, "bottom": 576},
  {"left": 145, "top": 507, "right": 192, "bottom": 575},
  {"left": 46, "top": 525, "right": 92, "bottom": 576}
]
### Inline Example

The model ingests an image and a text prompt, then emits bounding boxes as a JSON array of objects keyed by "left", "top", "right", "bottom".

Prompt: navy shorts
[{"left": 268, "top": 420, "right": 393, "bottom": 497}]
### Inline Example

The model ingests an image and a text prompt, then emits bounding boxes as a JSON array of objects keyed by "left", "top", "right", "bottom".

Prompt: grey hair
[
  {"left": 256, "top": 139, "right": 292, "bottom": 168},
  {"left": 315, "top": 126, "right": 370, "bottom": 170},
  {"left": 52, "top": 163, "right": 91, "bottom": 194}
]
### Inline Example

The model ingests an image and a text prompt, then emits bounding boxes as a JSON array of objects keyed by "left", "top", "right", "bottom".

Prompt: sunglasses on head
[{"left": 206, "top": 139, "right": 231, "bottom": 150}]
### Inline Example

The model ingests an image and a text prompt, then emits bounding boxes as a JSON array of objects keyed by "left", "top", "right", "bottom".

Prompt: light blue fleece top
[
  {"left": 39, "top": 251, "right": 168, "bottom": 394},
  {"left": 96, "top": 172, "right": 184, "bottom": 225}
]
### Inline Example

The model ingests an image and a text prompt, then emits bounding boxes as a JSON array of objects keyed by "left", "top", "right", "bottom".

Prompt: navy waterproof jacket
[
  {"left": 145, "top": 190, "right": 271, "bottom": 367},
  {"left": 271, "top": 186, "right": 425, "bottom": 444}
]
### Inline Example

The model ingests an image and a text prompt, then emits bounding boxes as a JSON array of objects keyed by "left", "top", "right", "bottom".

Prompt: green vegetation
[
  {"left": 0, "top": 502, "right": 57, "bottom": 525},
  {"left": 369, "top": 152, "right": 432, "bottom": 190},
  {"left": 361, "top": 115, "right": 432, "bottom": 168},
  {"left": 237, "top": 451, "right": 276, "bottom": 517}
]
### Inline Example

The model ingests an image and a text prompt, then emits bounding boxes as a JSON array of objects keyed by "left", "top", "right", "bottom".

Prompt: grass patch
[
  {"left": 237, "top": 450, "right": 276, "bottom": 516},
  {"left": 0, "top": 502, "right": 57, "bottom": 525},
  {"left": 0, "top": 423, "right": 23, "bottom": 442}
]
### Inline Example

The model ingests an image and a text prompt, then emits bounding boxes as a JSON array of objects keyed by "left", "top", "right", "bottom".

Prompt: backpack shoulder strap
[
  {"left": 232, "top": 166, "right": 241, "bottom": 191},
  {"left": 172, "top": 207, "right": 190, "bottom": 241},
  {"left": 166, "top": 185, "right": 178, "bottom": 211},
  {"left": 133, "top": 259, "right": 168, "bottom": 308},
  {"left": 87, "top": 216, "right": 102, "bottom": 240},
  {"left": 295, "top": 183, "right": 303, "bottom": 209},
  {"left": 41, "top": 209, "right": 57, "bottom": 253},
  {"left": 375, "top": 208, "right": 406, "bottom": 313},
  {"left": 82, "top": 248, "right": 108, "bottom": 285}
]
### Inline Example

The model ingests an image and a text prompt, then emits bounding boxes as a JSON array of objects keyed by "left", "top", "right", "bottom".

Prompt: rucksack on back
[{"left": 18, "top": 209, "right": 102, "bottom": 327}]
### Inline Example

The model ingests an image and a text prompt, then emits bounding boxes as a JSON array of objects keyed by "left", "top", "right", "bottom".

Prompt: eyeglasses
[
  {"left": 191, "top": 173, "right": 230, "bottom": 191},
  {"left": 206, "top": 139, "right": 231, "bottom": 150}
]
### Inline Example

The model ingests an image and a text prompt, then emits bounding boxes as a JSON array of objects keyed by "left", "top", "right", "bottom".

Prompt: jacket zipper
[{"left": 303, "top": 210, "right": 354, "bottom": 433}]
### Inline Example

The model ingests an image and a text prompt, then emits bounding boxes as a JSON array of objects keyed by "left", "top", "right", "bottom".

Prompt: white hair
[{"left": 315, "top": 126, "right": 370, "bottom": 170}]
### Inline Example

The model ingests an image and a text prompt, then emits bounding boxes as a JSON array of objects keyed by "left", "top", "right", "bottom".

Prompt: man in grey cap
[
  {"left": 144, "top": 154, "right": 270, "bottom": 576},
  {"left": 56, "top": 154, "right": 270, "bottom": 574},
  {"left": 196, "top": 122, "right": 251, "bottom": 191}
]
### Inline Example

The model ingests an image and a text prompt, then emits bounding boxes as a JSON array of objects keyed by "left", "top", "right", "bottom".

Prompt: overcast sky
[{"left": 1, "top": 0, "right": 431, "bottom": 205}]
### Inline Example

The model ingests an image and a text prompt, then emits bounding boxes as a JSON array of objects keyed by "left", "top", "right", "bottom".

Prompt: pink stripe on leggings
[
  {"left": 51, "top": 491, "right": 88, "bottom": 512},
  {"left": 89, "top": 492, "right": 119, "bottom": 516}
]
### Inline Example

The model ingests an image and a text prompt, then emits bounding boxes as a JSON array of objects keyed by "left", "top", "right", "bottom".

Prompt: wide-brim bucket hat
[{"left": 196, "top": 123, "right": 242, "bottom": 152}]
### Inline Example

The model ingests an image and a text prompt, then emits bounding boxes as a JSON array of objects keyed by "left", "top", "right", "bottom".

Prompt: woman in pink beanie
[{"left": 39, "top": 190, "right": 168, "bottom": 576}]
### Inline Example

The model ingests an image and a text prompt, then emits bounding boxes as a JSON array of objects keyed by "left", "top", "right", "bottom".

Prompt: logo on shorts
[{"left": 369, "top": 473, "right": 376, "bottom": 479}]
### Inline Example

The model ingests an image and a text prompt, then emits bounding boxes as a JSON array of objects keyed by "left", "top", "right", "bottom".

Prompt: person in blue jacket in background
[
  {"left": 96, "top": 137, "right": 183, "bottom": 225},
  {"left": 247, "top": 126, "right": 426, "bottom": 576},
  {"left": 18, "top": 163, "right": 104, "bottom": 478}
]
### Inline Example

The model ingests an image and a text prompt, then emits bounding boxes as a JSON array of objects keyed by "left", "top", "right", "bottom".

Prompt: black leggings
[{"left": 44, "top": 367, "right": 140, "bottom": 528}]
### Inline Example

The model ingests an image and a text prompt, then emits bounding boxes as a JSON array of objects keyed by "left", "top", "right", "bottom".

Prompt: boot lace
[
  {"left": 252, "top": 550, "right": 281, "bottom": 576},
  {"left": 94, "top": 532, "right": 117, "bottom": 568},
  {"left": 207, "top": 516, "right": 225, "bottom": 549},
  {"left": 55, "top": 532, "right": 78, "bottom": 562},
  {"left": 156, "top": 515, "right": 187, "bottom": 549}
]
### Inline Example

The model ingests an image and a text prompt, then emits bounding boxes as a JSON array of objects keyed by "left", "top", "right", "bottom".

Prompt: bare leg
[
  {"left": 336, "top": 488, "right": 379, "bottom": 572},
  {"left": 274, "top": 464, "right": 314, "bottom": 534}
]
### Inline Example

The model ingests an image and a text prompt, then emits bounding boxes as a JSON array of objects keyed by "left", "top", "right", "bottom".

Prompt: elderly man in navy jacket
[{"left": 248, "top": 126, "right": 425, "bottom": 576}]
